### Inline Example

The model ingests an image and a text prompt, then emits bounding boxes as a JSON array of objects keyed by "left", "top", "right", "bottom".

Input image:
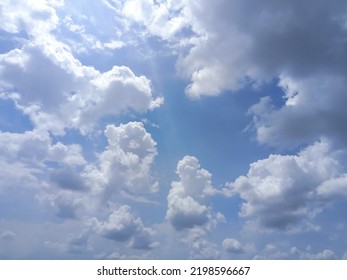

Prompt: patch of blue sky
[{"left": 0, "top": 99, "right": 33, "bottom": 133}]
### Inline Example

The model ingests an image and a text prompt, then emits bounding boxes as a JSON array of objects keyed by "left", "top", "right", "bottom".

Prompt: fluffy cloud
[
  {"left": 120, "top": 0, "right": 347, "bottom": 151},
  {"left": 189, "top": 239, "right": 220, "bottom": 260},
  {"left": 250, "top": 75, "right": 347, "bottom": 148},
  {"left": 226, "top": 141, "right": 346, "bottom": 231},
  {"left": 0, "top": 0, "right": 62, "bottom": 35},
  {"left": 0, "top": 122, "right": 159, "bottom": 222},
  {"left": 290, "top": 247, "right": 338, "bottom": 260},
  {"left": 0, "top": 130, "right": 85, "bottom": 167},
  {"left": 91, "top": 205, "right": 157, "bottom": 250},
  {"left": 166, "top": 156, "right": 222, "bottom": 231},
  {"left": 173, "top": 0, "right": 347, "bottom": 97},
  {"left": 122, "top": 0, "right": 189, "bottom": 41},
  {"left": 317, "top": 176, "right": 347, "bottom": 198},
  {"left": 222, "top": 238, "right": 244, "bottom": 254},
  {"left": 85, "top": 122, "right": 158, "bottom": 196},
  {"left": 0, "top": 40, "right": 162, "bottom": 135},
  {"left": 0, "top": 130, "right": 86, "bottom": 192}
]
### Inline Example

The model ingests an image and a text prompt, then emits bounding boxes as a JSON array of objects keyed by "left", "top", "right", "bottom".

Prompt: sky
[{"left": 1, "top": 0, "right": 347, "bottom": 260}]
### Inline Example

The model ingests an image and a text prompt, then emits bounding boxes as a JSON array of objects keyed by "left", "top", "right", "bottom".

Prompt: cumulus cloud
[
  {"left": 317, "top": 175, "right": 347, "bottom": 198},
  {"left": 91, "top": 205, "right": 157, "bottom": 250},
  {"left": 166, "top": 156, "right": 222, "bottom": 231},
  {"left": 189, "top": 239, "right": 220, "bottom": 260},
  {"left": 222, "top": 238, "right": 244, "bottom": 254},
  {"left": 0, "top": 40, "right": 162, "bottom": 135},
  {"left": 0, "top": 130, "right": 85, "bottom": 166},
  {"left": 85, "top": 122, "right": 158, "bottom": 196},
  {"left": 291, "top": 247, "right": 338, "bottom": 260},
  {"left": 0, "top": 130, "right": 85, "bottom": 192},
  {"left": 119, "top": 0, "right": 347, "bottom": 151},
  {"left": 226, "top": 141, "right": 346, "bottom": 231},
  {"left": 172, "top": 0, "right": 347, "bottom": 98},
  {"left": 250, "top": 75, "right": 347, "bottom": 148},
  {"left": 0, "top": 0, "right": 62, "bottom": 35},
  {"left": 122, "top": 0, "right": 189, "bottom": 41}
]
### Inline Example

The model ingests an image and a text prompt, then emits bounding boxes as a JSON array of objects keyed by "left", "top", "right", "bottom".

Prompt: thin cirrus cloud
[{"left": 0, "top": 0, "right": 347, "bottom": 260}]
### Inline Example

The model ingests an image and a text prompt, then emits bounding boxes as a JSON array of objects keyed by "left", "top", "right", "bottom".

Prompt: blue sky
[{"left": 1, "top": 0, "right": 347, "bottom": 260}]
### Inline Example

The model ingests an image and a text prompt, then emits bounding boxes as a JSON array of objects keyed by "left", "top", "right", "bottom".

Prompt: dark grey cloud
[{"left": 177, "top": 0, "right": 347, "bottom": 97}]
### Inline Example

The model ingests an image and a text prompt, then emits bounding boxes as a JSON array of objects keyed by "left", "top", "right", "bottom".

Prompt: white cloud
[
  {"left": 291, "top": 247, "right": 338, "bottom": 260},
  {"left": 85, "top": 122, "right": 158, "bottom": 197},
  {"left": 222, "top": 238, "right": 244, "bottom": 254},
  {"left": 166, "top": 195, "right": 209, "bottom": 230},
  {"left": 166, "top": 156, "right": 221, "bottom": 231},
  {"left": 317, "top": 175, "right": 347, "bottom": 198},
  {"left": 0, "top": 130, "right": 85, "bottom": 167},
  {"left": 189, "top": 239, "right": 220, "bottom": 260},
  {"left": 91, "top": 205, "right": 157, "bottom": 250},
  {"left": 0, "top": 0, "right": 62, "bottom": 35},
  {"left": 226, "top": 141, "right": 344, "bottom": 231},
  {"left": 0, "top": 129, "right": 86, "bottom": 195},
  {"left": 122, "top": 0, "right": 188, "bottom": 41},
  {"left": 0, "top": 38, "right": 162, "bottom": 135}
]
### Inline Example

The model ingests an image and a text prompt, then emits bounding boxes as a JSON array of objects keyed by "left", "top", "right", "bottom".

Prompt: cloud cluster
[
  {"left": 250, "top": 75, "right": 347, "bottom": 148},
  {"left": 85, "top": 122, "right": 158, "bottom": 196},
  {"left": 0, "top": 40, "right": 162, "bottom": 135},
  {"left": 91, "top": 205, "right": 157, "bottom": 250},
  {"left": 166, "top": 156, "right": 220, "bottom": 231},
  {"left": 222, "top": 238, "right": 244, "bottom": 254},
  {"left": 39, "top": 121, "right": 159, "bottom": 222},
  {"left": 173, "top": 0, "right": 347, "bottom": 97},
  {"left": 0, "top": 129, "right": 85, "bottom": 194},
  {"left": 226, "top": 141, "right": 347, "bottom": 231},
  {"left": 0, "top": 0, "right": 62, "bottom": 35},
  {"left": 121, "top": 0, "right": 347, "bottom": 154}
]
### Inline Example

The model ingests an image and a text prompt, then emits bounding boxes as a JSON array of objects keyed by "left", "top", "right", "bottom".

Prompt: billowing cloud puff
[
  {"left": 250, "top": 75, "right": 347, "bottom": 148},
  {"left": 222, "top": 238, "right": 244, "bottom": 254},
  {"left": 0, "top": 0, "right": 62, "bottom": 35},
  {"left": 317, "top": 176, "right": 347, "bottom": 198},
  {"left": 85, "top": 122, "right": 158, "bottom": 196},
  {"left": 166, "top": 195, "right": 209, "bottom": 230},
  {"left": 173, "top": 0, "right": 347, "bottom": 97},
  {"left": 226, "top": 141, "right": 346, "bottom": 231},
  {"left": 122, "top": 0, "right": 188, "bottom": 41},
  {"left": 91, "top": 205, "right": 157, "bottom": 250},
  {"left": 0, "top": 40, "right": 162, "bottom": 135},
  {"left": 166, "top": 156, "right": 222, "bottom": 231},
  {"left": 0, "top": 130, "right": 85, "bottom": 191},
  {"left": 119, "top": 1, "right": 347, "bottom": 152},
  {"left": 189, "top": 239, "right": 220, "bottom": 260}
]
